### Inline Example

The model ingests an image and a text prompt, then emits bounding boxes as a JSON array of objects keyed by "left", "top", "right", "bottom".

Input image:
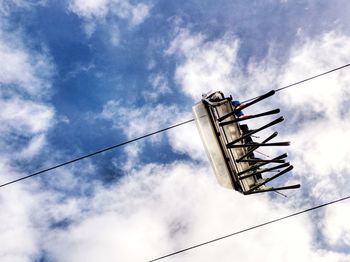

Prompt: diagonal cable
[
  {"left": 0, "top": 119, "right": 195, "bottom": 188},
  {"left": 148, "top": 194, "right": 350, "bottom": 261},
  {"left": 1, "top": 63, "right": 350, "bottom": 189},
  {"left": 241, "top": 63, "right": 350, "bottom": 103}
]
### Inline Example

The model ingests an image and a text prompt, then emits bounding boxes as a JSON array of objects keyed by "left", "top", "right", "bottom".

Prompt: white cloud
[
  {"left": 279, "top": 32, "right": 350, "bottom": 117},
  {"left": 68, "top": 0, "right": 152, "bottom": 36},
  {"left": 164, "top": 27, "right": 350, "bottom": 260},
  {"left": 0, "top": 160, "right": 41, "bottom": 262},
  {"left": 0, "top": 0, "right": 46, "bottom": 16},
  {"left": 63, "top": 62, "right": 96, "bottom": 81},
  {"left": 85, "top": 28, "right": 350, "bottom": 262},
  {"left": 166, "top": 28, "right": 206, "bottom": 56},
  {"left": 15, "top": 134, "right": 46, "bottom": 159},
  {"left": 167, "top": 112, "right": 206, "bottom": 161},
  {"left": 99, "top": 100, "right": 206, "bottom": 164},
  {"left": 167, "top": 28, "right": 242, "bottom": 100},
  {"left": 1, "top": 4, "right": 350, "bottom": 262},
  {"left": 0, "top": 5, "right": 56, "bottom": 261},
  {"left": 119, "top": 143, "right": 143, "bottom": 171},
  {"left": 0, "top": 97, "right": 54, "bottom": 134},
  {"left": 100, "top": 100, "right": 181, "bottom": 139},
  {"left": 0, "top": 25, "right": 347, "bottom": 262},
  {"left": 0, "top": 191, "right": 39, "bottom": 262},
  {"left": 99, "top": 100, "right": 194, "bottom": 170},
  {"left": 68, "top": 0, "right": 109, "bottom": 19},
  {"left": 0, "top": 12, "right": 55, "bottom": 162},
  {"left": 38, "top": 161, "right": 350, "bottom": 261},
  {"left": 323, "top": 202, "right": 350, "bottom": 247},
  {"left": 0, "top": 96, "right": 54, "bottom": 160},
  {"left": 109, "top": 23, "right": 120, "bottom": 46},
  {"left": 0, "top": 35, "right": 54, "bottom": 96},
  {"left": 143, "top": 73, "right": 172, "bottom": 101},
  {"left": 128, "top": 3, "right": 151, "bottom": 27},
  {"left": 0, "top": 161, "right": 100, "bottom": 262},
  {"left": 271, "top": 32, "right": 350, "bottom": 201},
  {"left": 168, "top": 27, "right": 350, "bottom": 199}
]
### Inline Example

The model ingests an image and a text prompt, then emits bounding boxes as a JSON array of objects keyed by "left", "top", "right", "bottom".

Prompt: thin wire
[
  {"left": 241, "top": 63, "right": 350, "bottom": 103},
  {"left": 274, "top": 190, "right": 288, "bottom": 198},
  {"left": 0, "top": 119, "right": 195, "bottom": 188},
  {"left": 148, "top": 63, "right": 350, "bottom": 260},
  {"left": 148, "top": 194, "right": 350, "bottom": 261},
  {"left": 2, "top": 63, "right": 350, "bottom": 189}
]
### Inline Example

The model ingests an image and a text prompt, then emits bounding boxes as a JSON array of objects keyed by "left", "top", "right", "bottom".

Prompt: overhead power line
[
  {"left": 241, "top": 62, "right": 350, "bottom": 103},
  {"left": 148, "top": 194, "right": 350, "bottom": 261},
  {"left": 0, "top": 119, "right": 194, "bottom": 189},
  {"left": 275, "top": 62, "right": 350, "bottom": 92},
  {"left": 1, "top": 63, "right": 350, "bottom": 189}
]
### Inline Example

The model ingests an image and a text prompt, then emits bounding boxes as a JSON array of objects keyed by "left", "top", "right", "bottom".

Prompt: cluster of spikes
[{"left": 218, "top": 90, "right": 300, "bottom": 194}]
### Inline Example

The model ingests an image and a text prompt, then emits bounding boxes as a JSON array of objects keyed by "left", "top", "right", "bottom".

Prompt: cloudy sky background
[{"left": 1, "top": 0, "right": 350, "bottom": 261}]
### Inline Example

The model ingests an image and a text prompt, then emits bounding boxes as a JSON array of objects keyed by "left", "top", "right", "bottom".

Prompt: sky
[{"left": 1, "top": 0, "right": 350, "bottom": 261}]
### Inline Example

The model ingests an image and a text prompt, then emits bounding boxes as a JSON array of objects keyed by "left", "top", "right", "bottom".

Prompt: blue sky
[{"left": 1, "top": 0, "right": 350, "bottom": 261}]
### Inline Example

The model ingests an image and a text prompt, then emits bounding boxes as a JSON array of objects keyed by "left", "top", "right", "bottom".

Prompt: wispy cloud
[
  {"left": 274, "top": 32, "right": 350, "bottom": 201},
  {"left": 68, "top": 0, "right": 152, "bottom": 37},
  {"left": 0, "top": 0, "right": 46, "bottom": 16},
  {"left": 99, "top": 100, "right": 189, "bottom": 170},
  {"left": 100, "top": 100, "right": 180, "bottom": 139},
  {"left": 2, "top": 1, "right": 350, "bottom": 261},
  {"left": 323, "top": 202, "right": 350, "bottom": 247},
  {"left": 36, "top": 160, "right": 350, "bottom": 261},
  {"left": 164, "top": 25, "right": 350, "bottom": 259},
  {"left": 0, "top": 4, "right": 57, "bottom": 261},
  {"left": 143, "top": 73, "right": 172, "bottom": 102},
  {"left": 0, "top": 181, "right": 41, "bottom": 261},
  {"left": 0, "top": 28, "right": 55, "bottom": 161},
  {"left": 0, "top": 35, "right": 54, "bottom": 97},
  {"left": 166, "top": 27, "right": 242, "bottom": 99}
]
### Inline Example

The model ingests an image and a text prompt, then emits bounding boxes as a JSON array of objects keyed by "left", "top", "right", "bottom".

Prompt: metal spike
[
  {"left": 244, "top": 184, "right": 301, "bottom": 194},
  {"left": 228, "top": 141, "right": 290, "bottom": 148},
  {"left": 247, "top": 165, "right": 294, "bottom": 193},
  {"left": 217, "top": 91, "right": 275, "bottom": 122},
  {"left": 237, "top": 163, "right": 267, "bottom": 176},
  {"left": 236, "top": 132, "right": 278, "bottom": 162},
  {"left": 219, "top": 109, "right": 280, "bottom": 126},
  {"left": 226, "top": 116, "right": 284, "bottom": 147},
  {"left": 217, "top": 111, "right": 236, "bottom": 122},
  {"left": 239, "top": 163, "right": 290, "bottom": 180},
  {"left": 234, "top": 90, "right": 276, "bottom": 112},
  {"left": 238, "top": 158, "right": 286, "bottom": 164},
  {"left": 275, "top": 153, "right": 288, "bottom": 160},
  {"left": 237, "top": 153, "right": 288, "bottom": 176}
]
